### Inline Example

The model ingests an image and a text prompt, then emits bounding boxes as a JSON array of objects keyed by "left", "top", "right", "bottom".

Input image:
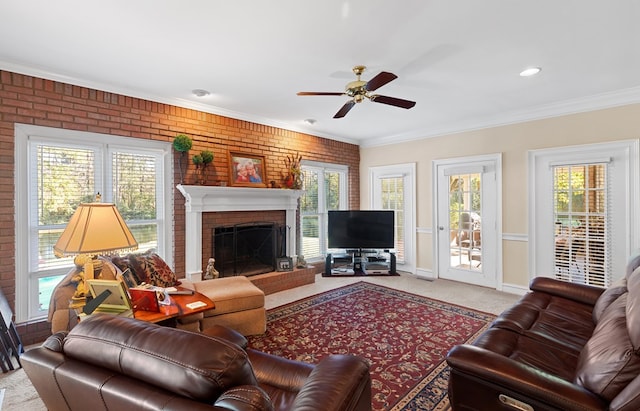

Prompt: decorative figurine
[
  {"left": 204, "top": 257, "right": 219, "bottom": 280},
  {"left": 296, "top": 255, "right": 307, "bottom": 269}
]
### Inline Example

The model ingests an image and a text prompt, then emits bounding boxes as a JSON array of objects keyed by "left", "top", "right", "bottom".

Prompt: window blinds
[
  {"left": 553, "top": 164, "right": 610, "bottom": 287},
  {"left": 380, "top": 176, "right": 405, "bottom": 263},
  {"left": 301, "top": 168, "right": 320, "bottom": 258},
  {"left": 33, "top": 144, "right": 98, "bottom": 270}
]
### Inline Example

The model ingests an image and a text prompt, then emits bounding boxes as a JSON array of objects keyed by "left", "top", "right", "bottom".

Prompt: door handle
[{"left": 438, "top": 226, "right": 445, "bottom": 231}]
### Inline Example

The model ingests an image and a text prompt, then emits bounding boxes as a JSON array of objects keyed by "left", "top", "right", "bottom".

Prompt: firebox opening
[{"left": 213, "top": 222, "right": 283, "bottom": 277}]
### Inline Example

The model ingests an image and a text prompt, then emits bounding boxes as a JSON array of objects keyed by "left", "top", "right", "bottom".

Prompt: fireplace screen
[{"left": 213, "top": 222, "right": 280, "bottom": 277}]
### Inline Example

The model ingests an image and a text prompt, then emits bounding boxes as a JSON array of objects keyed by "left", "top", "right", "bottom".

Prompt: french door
[{"left": 433, "top": 154, "right": 501, "bottom": 288}]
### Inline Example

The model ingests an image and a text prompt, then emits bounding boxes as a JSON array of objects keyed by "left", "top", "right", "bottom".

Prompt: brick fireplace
[
  {"left": 210, "top": 219, "right": 283, "bottom": 277},
  {"left": 177, "top": 185, "right": 303, "bottom": 282}
]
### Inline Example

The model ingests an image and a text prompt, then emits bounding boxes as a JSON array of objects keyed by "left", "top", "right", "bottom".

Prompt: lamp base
[{"left": 69, "top": 297, "right": 87, "bottom": 309}]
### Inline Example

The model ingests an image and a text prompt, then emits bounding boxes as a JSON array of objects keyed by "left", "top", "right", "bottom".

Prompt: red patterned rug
[{"left": 247, "top": 281, "right": 495, "bottom": 410}]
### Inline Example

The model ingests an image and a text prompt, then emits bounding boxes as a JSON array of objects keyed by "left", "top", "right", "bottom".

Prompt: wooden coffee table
[{"left": 133, "top": 288, "right": 215, "bottom": 324}]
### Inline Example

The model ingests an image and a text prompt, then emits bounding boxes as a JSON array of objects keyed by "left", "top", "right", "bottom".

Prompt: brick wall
[{"left": 0, "top": 70, "right": 360, "bottom": 344}]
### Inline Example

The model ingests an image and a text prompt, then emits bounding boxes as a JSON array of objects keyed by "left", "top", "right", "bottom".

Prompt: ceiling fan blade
[
  {"left": 297, "top": 91, "right": 344, "bottom": 96},
  {"left": 365, "top": 71, "right": 398, "bottom": 91},
  {"left": 333, "top": 101, "right": 356, "bottom": 118},
  {"left": 370, "top": 95, "right": 416, "bottom": 109}
]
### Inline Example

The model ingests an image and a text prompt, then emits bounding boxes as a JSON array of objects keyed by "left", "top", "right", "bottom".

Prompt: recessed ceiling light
[
  {"left": 304, "top": 118, "right": 317, "bottom": 125},
  {"left": 519, "top": 67, "right": 542, "bottom": 77},
  {"left": 192, "top": 89, "right": 211, "bottom": 97}
]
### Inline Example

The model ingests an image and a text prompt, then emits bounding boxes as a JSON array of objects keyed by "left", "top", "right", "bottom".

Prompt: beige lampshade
[{"left": 53, "top": 202, "right": 138, "bottom": 257}]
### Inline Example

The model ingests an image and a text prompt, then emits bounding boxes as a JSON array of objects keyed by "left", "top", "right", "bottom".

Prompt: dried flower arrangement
[{"left": 283, "top": 153, "right": 302, "bottom": 189}]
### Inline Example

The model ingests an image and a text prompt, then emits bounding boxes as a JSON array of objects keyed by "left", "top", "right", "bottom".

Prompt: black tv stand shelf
[{"left": 323, "top": 250, "right": 397, "bottom": 277}]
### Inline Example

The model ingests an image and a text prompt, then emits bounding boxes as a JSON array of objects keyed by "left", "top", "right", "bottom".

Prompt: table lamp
[{"left": 53, "top": 196, "right": 138, "bottom": 303}]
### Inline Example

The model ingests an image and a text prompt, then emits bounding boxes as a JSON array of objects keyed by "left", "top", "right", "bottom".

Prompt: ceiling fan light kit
[{"left": 297, "top": 65, "right": 416, "bottom": 118}]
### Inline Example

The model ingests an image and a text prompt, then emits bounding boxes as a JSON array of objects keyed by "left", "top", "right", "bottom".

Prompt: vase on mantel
[
  {"left": 283, "top": 153, "right": 302, "bottom": 189},
  {"left": 192, "top": 150, "right": 214, "bottom": 185},
  {"left": 173, "top": 134, "right": 193, "bottom": 184}
]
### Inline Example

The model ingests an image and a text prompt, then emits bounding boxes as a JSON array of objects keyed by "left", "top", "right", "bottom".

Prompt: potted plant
[
  {"left": 192, "top": 150, "right": 214, "bottom": 184},
  {"left": 173, "top": 134, "right": 193, "bottom": 184}
]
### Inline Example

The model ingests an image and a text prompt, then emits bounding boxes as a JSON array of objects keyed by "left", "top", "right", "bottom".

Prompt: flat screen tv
[{"left": 328, "top": 210, "right": 395, "bottom": 250}]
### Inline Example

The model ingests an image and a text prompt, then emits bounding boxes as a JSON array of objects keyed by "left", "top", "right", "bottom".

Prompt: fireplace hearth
[{"left": 213, "top": 222, "right": 283, "bottom": 277}]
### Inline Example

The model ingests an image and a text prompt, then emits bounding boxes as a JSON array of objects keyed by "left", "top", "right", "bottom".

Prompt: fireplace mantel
[{"left": 177, "top": 184, "right": 303, "bottom": 281}]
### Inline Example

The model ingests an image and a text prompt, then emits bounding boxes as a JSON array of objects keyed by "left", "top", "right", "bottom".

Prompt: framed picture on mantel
[
  {"left": 276, "top": 257, "right": 293, "bottom": 272},
  {"left": 228, "top": 151, "right": 267, "bottom": 187}
]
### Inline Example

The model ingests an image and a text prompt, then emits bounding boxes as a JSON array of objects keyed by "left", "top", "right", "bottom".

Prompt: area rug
[{"left": 247, "top": 281, "right": 494, "bottom": 411}]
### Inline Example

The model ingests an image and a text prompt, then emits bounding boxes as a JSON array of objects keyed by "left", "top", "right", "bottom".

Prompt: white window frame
[
  {"left": 14, "top": 124, "right": 173, "bottom": 322},
  {"left": 370, "top": 163, "right": 417, "bottom": 274},
  {"left": 528, "top": 140, "right": 639, "bottom": 284},
  {"left": 300, "top": 160, "right": 348, "bottom": 261}
]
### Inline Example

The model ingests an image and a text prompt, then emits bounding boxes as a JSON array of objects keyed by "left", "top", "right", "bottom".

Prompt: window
[
  {"left": 528, "top": 140, "right": 639, "bottom": 287},
  {"left": 553, "top": 164, "right": 608, "bottom": 286},
  {"left": 300, "top": 162, "right": 348, "bottom": 260},
  {"left": 15, "top": 125, "right": 173, "bottom": 322},
  {"left": 379, "top": 176, "right": 406, "bottom": 262},
  {"left": 370, "top": 163, "right": 416, "bottom": 272}
]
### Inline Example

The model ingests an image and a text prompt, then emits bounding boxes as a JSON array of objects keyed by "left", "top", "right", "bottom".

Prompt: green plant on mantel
[
  {"left": 192, "top": 150, "right": 214, "bottom": 184},
  {"left": 173, "top": 134, "right": 193, "bottom": 184}
]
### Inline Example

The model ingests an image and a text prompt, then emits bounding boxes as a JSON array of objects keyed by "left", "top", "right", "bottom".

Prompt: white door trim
[{"left": 432, "top": 153, "right": 503, "bottom": 289}]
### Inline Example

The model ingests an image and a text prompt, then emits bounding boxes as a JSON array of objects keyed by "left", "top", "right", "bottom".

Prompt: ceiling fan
[{"left": 297, "top": 65, "right": 416, "bottom": 118}]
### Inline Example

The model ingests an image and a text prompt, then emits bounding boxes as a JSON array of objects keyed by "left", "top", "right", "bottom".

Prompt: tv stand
[{"left": 324, "top": 250, "right": 397, "bottom": 277}]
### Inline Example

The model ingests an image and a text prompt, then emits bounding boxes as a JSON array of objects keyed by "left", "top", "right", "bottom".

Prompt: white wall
[{"left": 360, "top": 103, "right": 640, "bottom": 289}]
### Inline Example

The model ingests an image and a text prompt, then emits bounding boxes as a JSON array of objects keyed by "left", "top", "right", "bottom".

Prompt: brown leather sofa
[
  {"left": 446, "top": 252, "right": 640, "bottom": 411},
  {"left": 22, "top": 314, "right": 372, "bottom": 411}
]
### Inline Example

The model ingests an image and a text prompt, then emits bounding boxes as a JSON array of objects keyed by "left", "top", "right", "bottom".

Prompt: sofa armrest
[
  {"left": 446, "top": 344, "right": 607, "bottom": 411},
  {"left": 290, "top": 355, "right": 371, "bottom": 411},
  {"left": 214, "top": 385, "right": 274, "bottom": 411},
  {"left": 529, "top": 276, "right": 603, "bottom": 306},
  {"left": 204, "top": 324, "right": 249, "bottom": 349},
  {"left": 248, "top": 349, "right": 315, "bottom": 391}
]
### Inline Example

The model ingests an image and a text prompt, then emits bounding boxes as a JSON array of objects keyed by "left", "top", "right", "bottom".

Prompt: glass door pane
[{"left": 448, "top": 173, "right": 482, "bottom": 271}]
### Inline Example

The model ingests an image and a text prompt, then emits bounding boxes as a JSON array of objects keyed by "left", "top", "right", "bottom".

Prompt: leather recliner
[
  {"left": 446, "top": 252, "right": 640, "bottom": 411},
  {"left": 22, "top": 314, "right": 372, "bottom": 411}
]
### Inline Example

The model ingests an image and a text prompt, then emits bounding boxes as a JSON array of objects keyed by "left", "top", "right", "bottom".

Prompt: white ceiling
[{"left": 2, "top": 1, "right": 640, "bottom": 147}]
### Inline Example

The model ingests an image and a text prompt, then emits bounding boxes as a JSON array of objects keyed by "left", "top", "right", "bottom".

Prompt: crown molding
[
  {"left": 4, "top": 60, "right": 640, "bottom": 149},
  {"left": 361, "top": 86, "right": 640, "bottom": 147}
]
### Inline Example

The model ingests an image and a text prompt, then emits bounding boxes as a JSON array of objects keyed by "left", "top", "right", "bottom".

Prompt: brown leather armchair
[{"left": 22, "top": 314, "right": 372, "bottom": 411}]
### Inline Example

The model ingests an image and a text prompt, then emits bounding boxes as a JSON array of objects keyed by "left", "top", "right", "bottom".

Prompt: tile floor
[{"left": 264, "top": 271, "right": 522, "bottom": 315}]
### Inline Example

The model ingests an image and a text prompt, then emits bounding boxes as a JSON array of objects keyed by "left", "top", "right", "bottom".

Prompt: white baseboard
[
  {"left": 500, "top": 282, "right": 528, "bottom": 295},
  {"left": 415, "top": 268, "right": 436, "bottom": 280}
]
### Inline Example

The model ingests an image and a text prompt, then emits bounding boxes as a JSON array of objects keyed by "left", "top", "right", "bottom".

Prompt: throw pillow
[
  {"left": 109, "top": 255, "right": 143, "bottom": 284},
  {"left": 128, "top": 251, "right": 180, "bottom": 288},
  {"left": 575, "top": 293, "right": 640, "bottom": 401}
]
